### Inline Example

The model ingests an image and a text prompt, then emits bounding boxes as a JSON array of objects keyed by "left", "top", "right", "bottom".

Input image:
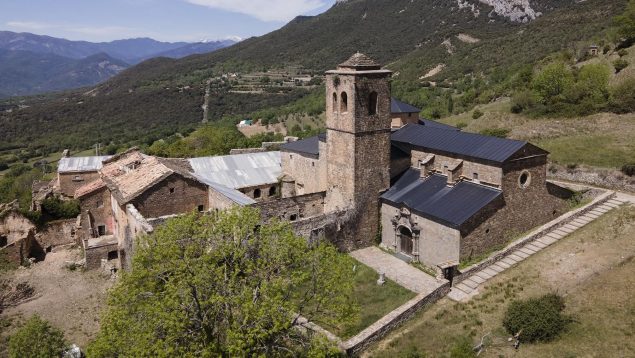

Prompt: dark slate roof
[
  {"left": 418, "top": 118, "right": 460, "bottom": 131},
  {"left": 280, "top": 135, "right": 321, "bottom": 157},
  {"left": 391, "top": 98, "right": 421, "bottom": 114},
  {"left": 392, "top": 124, "right": 533, "bottom": 164},
  {"left": 381, "top": 169, "right": 502, "bottom": 228}
]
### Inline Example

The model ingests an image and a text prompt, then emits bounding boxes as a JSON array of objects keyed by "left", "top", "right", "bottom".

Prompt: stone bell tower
[{"left": 324, "top": 53, "right": 392, "bottom": 248}]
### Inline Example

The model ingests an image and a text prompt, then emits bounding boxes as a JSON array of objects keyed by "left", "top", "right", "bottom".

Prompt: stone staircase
[{"left": 448, "top": 196, "right": 628, "bottom": 302}]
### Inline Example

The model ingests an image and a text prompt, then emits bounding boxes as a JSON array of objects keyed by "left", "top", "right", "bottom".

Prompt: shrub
[
  {"left": 0, "top": 162, "right": 8, "bottom": 171},
  {"left": 532, "top": 62, "right": 574, "bottom": 104},
  {"left": 472, "top": 109, "right": 484, "bottom": 119},
  {"left": 448, "top": 335, "right": 476, "bottom": 358},
  {"left": 613, "top": 59, "right": 629, "bottom": 73},
  {"left": 502, "top": 294, "right": 572, "bottom": 343},
  {"left": 622, "top": 163, "right": 635, "bottom": 176},
  {"left": 511, "top": 89, "right": 537, "bottom": 113},
  {"left": 610, "top": 78, "right": 635, "bottom": 113},
  {"left": 41, "top": 197, "right": 81, "bottom": 220},
  {"left": 618, "top": 49, "right": 629, "bottom": 57},
  {"left": 9, "top": 315, "right": 67, "bottom": 358},
  {"left": 456, "top": 122, "right": 468, "bottom": 129},
  {"left": 479, "top": 128, "right": 511, "bottom": 138}
]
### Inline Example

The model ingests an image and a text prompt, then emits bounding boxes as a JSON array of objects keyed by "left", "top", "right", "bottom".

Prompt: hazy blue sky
[{"left": 0, "top": 0, "right": 336, "bottom": 43}]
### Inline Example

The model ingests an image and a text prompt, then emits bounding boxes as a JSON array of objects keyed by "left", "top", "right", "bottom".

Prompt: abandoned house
[{"left": 63, "top": 53, "right": 569, "bottom": 277}]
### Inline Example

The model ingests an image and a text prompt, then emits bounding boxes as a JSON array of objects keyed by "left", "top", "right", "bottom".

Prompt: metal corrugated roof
[
  {"left": 280, "top": 136, "right": 321, "bottom": 157},
  {"left": 381, "top": 169, "right": 502, "bottom": 228},
  {"left": 58, "top": 156, "right": 112, "bottom": 173},
  {"left": 391, "top": 98, "right": 421, "bottom": 114},
  {"left": 392, "top": 124, "right": 529, "bottom": 163},
  {"left": 418, "top": 118, "right": 460, "bottom": 131},
  {"left": 188, "top": 151, "right": 281, "bottom": 189},
  {"left": 198, "top": 180, "right": 256, "bottom": 206}
]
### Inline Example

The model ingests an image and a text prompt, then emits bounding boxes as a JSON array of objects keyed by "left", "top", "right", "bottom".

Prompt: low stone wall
[
  {"left": 36, "top": 218, "right": 79, "bottom": 250},
  {"left": 340, "top": 282, "right": 451, "bottom": 356},
  {"left": 548, "top": 166, "right": 635, "bottom": 193},
  {"left": 453, "top": 188, "right": 615, "bottom": 285},
  {"left": 256, "top": 192, "right": 326, "bottom": 222},
  {"left": 0, "top": 235, "right": 33, "bottom": 265},
  {"left": 85, "top": 241, "right": 118, "bottom": 270}
]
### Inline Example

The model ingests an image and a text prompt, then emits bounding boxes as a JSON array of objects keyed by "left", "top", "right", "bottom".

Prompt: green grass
[
  {"left": 535, "top": 134, "right": 635, "bottom": 168},
  {"left": 324, "top": 261, "right": 416, "bottom": 339}
]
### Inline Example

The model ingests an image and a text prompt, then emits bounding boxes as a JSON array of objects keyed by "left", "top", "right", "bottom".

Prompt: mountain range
[
  {"left": 0, "top": 31, "right": 236, "bottom": 97},
  {"left": 0, "top": 0, "right": 629, "bottom": 154}
]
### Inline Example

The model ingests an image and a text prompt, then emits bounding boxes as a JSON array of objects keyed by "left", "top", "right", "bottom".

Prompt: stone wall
[
  {"left": 391, "top": 113, "right": 418, "bottom": 129},
  {"left": 340, "top": 282, "right": 451, "bottom": 356},
  {"left": 255, "top": 192, "right": 326, "bottom": 222},
  {"left": 459, "top": 157, "right": 569, "bottom": 261},
  {"left": 0, "top": 235, "right": 33, "bottom": 265},
  {"left": 453, "top": 188, "right": 614, "bottom": 284},
  {"left": 84, "top": 241, "right": 118, "bottom": 270},
  {"left": 0, "top": 207, "right": 37, "bottom": 264},
  {"left": 79, "top": 187, "right": 113, "bottom": 240},
  {"left": 132, "top": 175, "right": 208, "bottom": 219},
  {"left": 208, "top": 187, "right": 240, "bottom": 211},
  {"left": 239, "top": 183, "right": 281, "bottom": 202},
  {"left": 410, "top": 150, "right": 503, "bottom": 187},
  {"left": 281, "top": 150, "right": 327, "bottom": 196},
  {"left": 58, "top": 171, "right": 100, "bottom": 197},
  {"left": 36, "top": 218, "right": 79, "bottom": 251},
  {"left": 380, "top": 204, "right": 461, "bottom": 267}
]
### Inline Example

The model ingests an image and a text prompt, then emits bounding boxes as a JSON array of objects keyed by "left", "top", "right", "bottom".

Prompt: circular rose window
[{"left": 518, "top": 170, "right": 531, "bottom": 189}]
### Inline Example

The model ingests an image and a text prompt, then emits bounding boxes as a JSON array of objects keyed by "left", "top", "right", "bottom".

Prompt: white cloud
[
  {"left": 184, "top": 0, "right": 329, "bottom": 22},
  {"left": 6, "top": 21, "right": 153, "bottom": 41},
  {"left": 6, "top": 21, "right": 56, "bottom": 31}
]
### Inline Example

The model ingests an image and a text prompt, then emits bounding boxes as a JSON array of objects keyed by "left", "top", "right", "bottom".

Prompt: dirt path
[{"left": 1, "top": 248, "right": 113, "bottom": 349}]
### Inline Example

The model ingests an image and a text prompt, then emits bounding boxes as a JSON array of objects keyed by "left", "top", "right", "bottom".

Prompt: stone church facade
[{"left": 61, "top": 53, "right": 569, "bottom": 275}]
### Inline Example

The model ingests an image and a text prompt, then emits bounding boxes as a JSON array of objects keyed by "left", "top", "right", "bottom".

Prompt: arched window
[
  {"left": 269, "top": 186, "right": 277, "bottom": 196},
  {"left": 368, "top": 91, "right": 378, "bottom": 115},
  {"left": 340, "top": 92, "right": 348, "bottom": 113},
  {"left": 254, "top": 188, "right": 261, "bottom": 198},
  {"left": 332, "top": 92, "right": 338, "bottom": 113}
]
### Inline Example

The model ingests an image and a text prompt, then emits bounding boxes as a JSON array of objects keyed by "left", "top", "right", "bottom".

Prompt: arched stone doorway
[{"left": 399, "top": 226, "right": 413, "bottom": 255}]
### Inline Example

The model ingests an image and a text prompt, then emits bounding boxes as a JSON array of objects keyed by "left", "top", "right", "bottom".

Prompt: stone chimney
[{"left": 419, "top": 154, "right": 435, "bottom": 179}]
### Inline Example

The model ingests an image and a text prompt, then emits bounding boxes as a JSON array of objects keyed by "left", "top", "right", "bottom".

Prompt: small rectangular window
[
  {"left": 97, "top": 200, "right": 104, "bottom": 208},
  {"left": 98, "top": 225, "right": 106, "bottom": 236},
  {"left": 169, "top": 188, "right": 175, "bottom": 194},
  {"left": 198, "top": 205, "right": 204, "bottom": 212},
  {"left": 73, "top": 175, "right": 83, "bottom": 182},
  {"left": 473, "top": 173, "right": 479, "bottom": 180}
]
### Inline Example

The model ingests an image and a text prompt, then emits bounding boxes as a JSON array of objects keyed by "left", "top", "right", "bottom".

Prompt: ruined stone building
[{"left": 63, "top": 53, "right": 568, "bottom": 276}]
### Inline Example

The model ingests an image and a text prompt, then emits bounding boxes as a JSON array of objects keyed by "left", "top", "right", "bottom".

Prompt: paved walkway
[
  {"left": 350, "top": 246, "right": 446, "bottom": 294},
  {"left": 448, "top": 196, "right": 629, "bottom": 302}
]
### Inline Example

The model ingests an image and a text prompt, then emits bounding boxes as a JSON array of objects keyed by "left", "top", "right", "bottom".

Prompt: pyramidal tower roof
[{"left": 338, "top": 52, "right": 382, "bottom": 70}]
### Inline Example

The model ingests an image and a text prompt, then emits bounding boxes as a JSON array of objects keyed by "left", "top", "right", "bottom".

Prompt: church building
[{"left": 67, "top": 53, "right": 569, "bottom": 276}]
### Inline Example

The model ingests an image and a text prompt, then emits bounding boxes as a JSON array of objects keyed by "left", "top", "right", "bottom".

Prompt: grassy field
[
  {"left": 324, "top": 261, "right": 416, "bottom": 339},
  {"left": 441, "top": 99, "right": 635, "bottom": 169},
  {"left": 365, "top": 206, "right": 635, "bottom": 357}
]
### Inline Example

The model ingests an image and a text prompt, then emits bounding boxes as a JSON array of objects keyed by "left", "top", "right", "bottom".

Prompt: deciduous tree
[{"left": 88, "top": 207, "right": 356, "bottom": 357}]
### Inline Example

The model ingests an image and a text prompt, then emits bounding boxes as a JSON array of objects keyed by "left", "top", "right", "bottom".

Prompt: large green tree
[{"left": 88, "top": 207, "right": 356, "bottom": 357}]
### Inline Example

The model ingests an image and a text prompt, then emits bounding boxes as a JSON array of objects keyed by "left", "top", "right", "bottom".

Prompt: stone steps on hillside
[{"left": 448, "top": 197, "right": 627, "bottom": 302}]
